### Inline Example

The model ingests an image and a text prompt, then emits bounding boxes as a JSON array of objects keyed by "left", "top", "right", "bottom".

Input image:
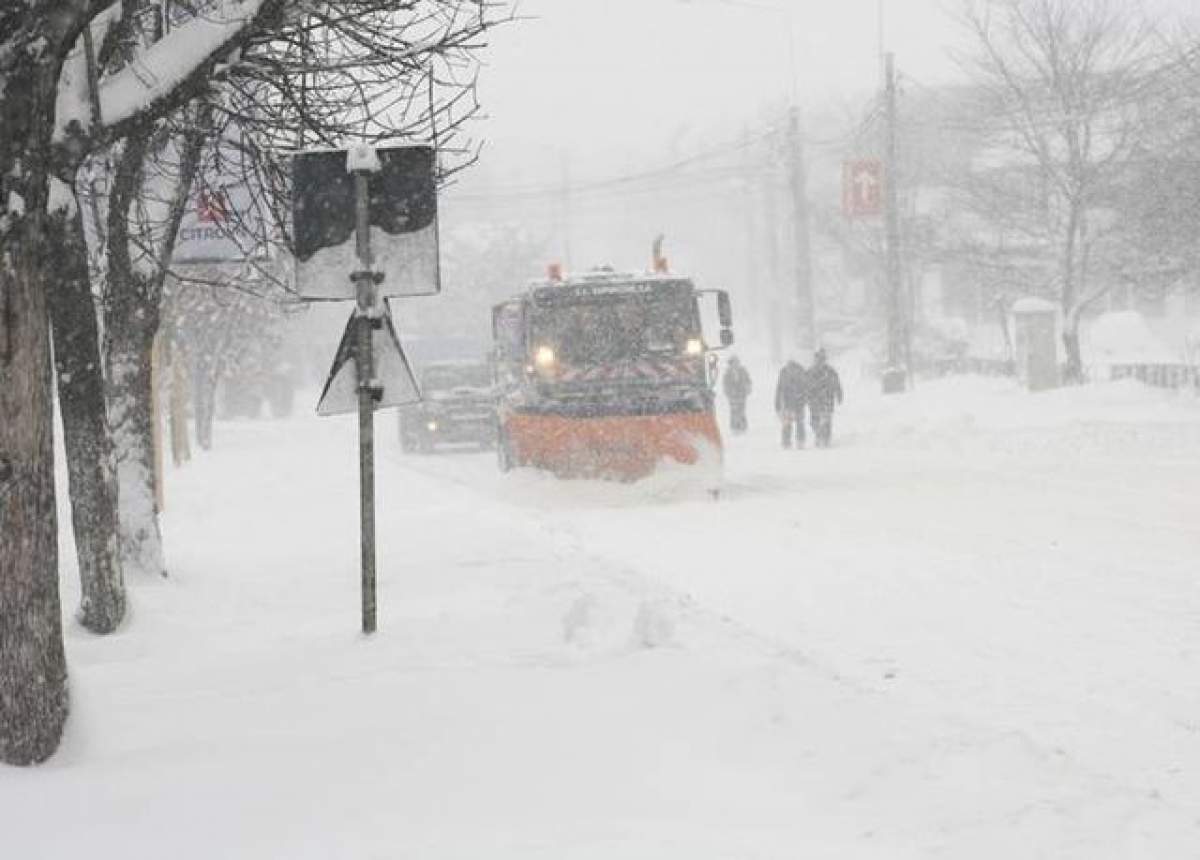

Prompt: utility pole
[
  {"left": 761, "top": 149, "right": 785, "bottom": 365},
  {"left": 741, "top": 129, "right": 757, "bottom": 335},
  {"left": 682, "top": 0, "right": 811, "bottom": 355},
  {"left": 787, "top": 107, "right": 817, "bottom": 353},
  {"left": 559, "top": 150, "right": 574, "bottom": 271},
  {"left": 877, "top": 0, "right": 885, "bottom": 78},
  {"left": 882, "top": 52, "right": 907, "bottom": 393}
]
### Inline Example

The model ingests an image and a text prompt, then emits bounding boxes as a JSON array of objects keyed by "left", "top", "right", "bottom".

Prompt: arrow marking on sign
[{"left": 854, "top": 169, "right": 879, "bottom": 200}]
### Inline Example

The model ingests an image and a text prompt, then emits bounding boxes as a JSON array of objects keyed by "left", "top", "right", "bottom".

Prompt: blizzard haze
[
  {"left": 468, "top": 0, "right": 1198, "bottom": 181},
  {"left": 4, "top": 1, "right": 1200, "bottom": 858},
  {"left": 473, "top": 0, "right": 963, "bottom": 178}
]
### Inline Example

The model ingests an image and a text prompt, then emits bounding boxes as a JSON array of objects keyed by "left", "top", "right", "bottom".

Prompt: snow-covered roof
[{"left": 528, "top": 269, "right": 685, "bottom": 289}]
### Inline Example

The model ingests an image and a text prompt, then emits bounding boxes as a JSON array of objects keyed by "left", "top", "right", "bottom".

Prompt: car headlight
[
  {"left": 685, "top": 338, "right": 704, "bottom": 355},
  {"left": 426, "top": 420, "right": 439, "bottom": 432}
]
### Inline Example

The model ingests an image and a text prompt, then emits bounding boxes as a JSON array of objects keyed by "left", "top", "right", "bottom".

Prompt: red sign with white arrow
[{"left": 843, "top": 159, "right": 883, "bottom": 218}]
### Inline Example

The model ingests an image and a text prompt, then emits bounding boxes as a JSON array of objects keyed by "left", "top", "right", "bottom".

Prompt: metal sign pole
[
  {"left": 352, "top": 170, "right": 378, "bottom": 635},
  {"left": 299, "top": 145, "right": 438, "bottom": 634}
]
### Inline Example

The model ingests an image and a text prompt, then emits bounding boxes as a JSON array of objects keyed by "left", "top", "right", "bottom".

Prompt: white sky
[
  {"left": 465, "top": 0, "right": 1196, "bottom": 185},
  {"left": 470, "top": 0, "right": 965, "bottom": 181}
]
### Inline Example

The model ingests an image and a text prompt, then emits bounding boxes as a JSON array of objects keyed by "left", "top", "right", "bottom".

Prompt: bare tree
[
  {"left": 94, "top": 2, "right": 504, "bottom": 577},
  {"left": 1120, "top": 37, "right": 1200, "bottom": 294},
  {"left": 37, "top": 1, "right": 302, "bottom": 634},
  {"left": 102, "top": 111, "right": 207, "bottom": 578},
  {"left": 955, "top": 0, "right": 1165, "bottom": 381},
  {"left": 0, "top": 0, "right": 103, "bottom": 767},
  {"left": 1, "top": 0, "right": 507, "bottom": 765}
]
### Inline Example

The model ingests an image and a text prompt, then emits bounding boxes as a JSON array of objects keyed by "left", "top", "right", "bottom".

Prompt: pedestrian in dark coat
[
  {"left": 774, "top": 357, "right": 807, "bottom": 448},
  {"left": 807, "top": 348, "right": 843, "bottom": 447},
  {"left": 722, "top": 356, "right": 752, "bottom": 434}
]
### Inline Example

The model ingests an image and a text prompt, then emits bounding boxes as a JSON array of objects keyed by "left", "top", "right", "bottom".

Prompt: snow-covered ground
[{"left": 5, "top": 374, "right": 1200, "bottom": 858}]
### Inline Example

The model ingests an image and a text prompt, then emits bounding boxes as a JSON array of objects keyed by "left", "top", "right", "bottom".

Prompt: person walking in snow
[
  {"left": 774, "top": 356, "right": 808, "bottom": 449},
  {"left": 807, "top": 348, "right": 843, "bottom": 448},
  {"left": 722, "top": 355, "right": 752, "bottom": 434}
]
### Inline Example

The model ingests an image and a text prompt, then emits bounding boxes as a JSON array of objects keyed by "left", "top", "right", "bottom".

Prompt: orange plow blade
[{"left": 506, "top": 411, "right": 722, "bottom": 481}]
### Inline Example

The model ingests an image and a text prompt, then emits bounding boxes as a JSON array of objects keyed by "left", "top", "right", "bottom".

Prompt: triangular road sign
[{"left": 317, "top": 301, "right": 421, "bottom": 416}]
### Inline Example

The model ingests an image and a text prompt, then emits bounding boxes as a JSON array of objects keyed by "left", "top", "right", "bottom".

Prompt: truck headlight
[
  {"left": 685, "top": 338, "right": 704, "bottom": 355},
  {"left": 534, "top": 346, "right": 557, "bottom": 369}
]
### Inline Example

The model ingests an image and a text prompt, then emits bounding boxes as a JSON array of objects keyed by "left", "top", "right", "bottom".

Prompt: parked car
[{"left": 399, "top": 360, "right": 496, "bottom": 453}]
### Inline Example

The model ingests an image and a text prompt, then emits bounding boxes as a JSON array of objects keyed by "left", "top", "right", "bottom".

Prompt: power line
[
  {"left": 444, "top": 164, "right": 771, "bottom": 213},
  {"left": 447, "top": 126, "right": 780, "bottom": 203},
  {"left": 447, "top": 106, "right": 886, "bottom": 210}
]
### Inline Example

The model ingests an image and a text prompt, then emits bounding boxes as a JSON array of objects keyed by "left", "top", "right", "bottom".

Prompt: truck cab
[{"left": 491, "top": 270, "right": 733, "bottom": 480}]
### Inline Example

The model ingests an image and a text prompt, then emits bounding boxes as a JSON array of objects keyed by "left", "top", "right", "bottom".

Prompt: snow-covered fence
[
  {"left": 1109, "top": 364, "right": 1200, "bottom": 391},
  {"left": 917, "top": 356, "right": 1015, "bottom": 379}
]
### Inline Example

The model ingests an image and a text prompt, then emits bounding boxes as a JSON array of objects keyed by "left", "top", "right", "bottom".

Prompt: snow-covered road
[{"left": 4, "top": 377, "right": 1199, "bottom": 858}]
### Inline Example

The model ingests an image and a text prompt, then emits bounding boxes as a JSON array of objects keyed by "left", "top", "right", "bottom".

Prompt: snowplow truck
[{"left": 491, "top": 270, "right": 734, "bottom": 481}]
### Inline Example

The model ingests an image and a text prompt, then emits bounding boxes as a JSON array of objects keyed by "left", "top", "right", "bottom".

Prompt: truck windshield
[
  {"left": 532, "top": 295, "right": 699, "bottom": 364},
  {"left": 422, "top": 365, "right": 491, "bottom": 391}
]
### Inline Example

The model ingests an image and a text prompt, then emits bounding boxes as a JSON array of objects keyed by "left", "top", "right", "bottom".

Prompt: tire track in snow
[
  {"left": 385, "top": 445, "right": 1199, "bottom": 840},
  {"left": 387, "top": 448, "right": 860, "bottom": 687}
]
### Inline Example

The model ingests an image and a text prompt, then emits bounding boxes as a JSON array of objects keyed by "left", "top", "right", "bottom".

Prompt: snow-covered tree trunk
[
  {"left": 0, "top": 9, "right": 74, "bottom": 762},
  {"left": 0, "top": 235, "right": 70, "bottom": 766},
  {"left": 105, "top": 280, "right": 165, "bottom": 579},
  {"left": 191, "top": 347, "right": 219, "bottom": 451},
  {"left": 1062, "top": 326, "right": 1084, "bottom": 383},
  {"left": 46, "top": 202, "right": 126, "bottom": 632},
  {"left": 1060, "top": 198, "right": 1085, "bottom": 384},
  {"left": 167, "top": 340, "right": 191, "bottom": 466},
  {"left": 104, "top": 132, "right": 167, "bottom": 578}
]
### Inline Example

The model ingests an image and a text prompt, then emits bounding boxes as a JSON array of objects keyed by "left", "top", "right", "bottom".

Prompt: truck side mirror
[
  {"left": 717, "top": 291, "right": 733, "bottom": 329},
  {"left": 491, "top": 305, "right": 504, "bottom": 343},
  {"left": 698, "top": 289, "right": 734, "bottom": 350}
]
